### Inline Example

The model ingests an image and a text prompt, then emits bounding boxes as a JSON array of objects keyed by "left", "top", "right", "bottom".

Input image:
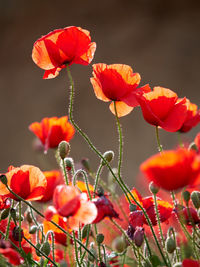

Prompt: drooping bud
[
  {"left": 165, "top": 237, "right": 176, "bottom": 253},
  {"left": 102, "top": 151, "right": 114, "bottom": 166},
  {"left": 81, "top": 158, "right": 91, "bottom": 172},
  {"left": 35, "top": 243, "right": 42, "bottom": 257},
  {"left": 188, "top": 142, "right": 198, "bottom": 152},
  {"left": 191, "top": 191, "right": 200, "bottom": 209},
  {"left": 64, "top": 157, "right": 74, "bottom": 171},
  {"left": 29, "top": 225, "right": 38, "bottom": 234},
  {"left": 1, "top": 208, "right": 10, "bottom": 220},
  {"left": 133, "top": 227, "right": 144, "bottom": 247},
  {"left": 41, "top": 241, "right": 51, "bottom": 256},
  {"left": 129, "top": 203, "right": 137, "bottom": 212},
  {"left": 182, "top": 190, "right": 190, "bottom": 204},
  {"left": 96, "top": 233, "right": 104, "bottom": 244},
  {"left": 149, "top": 182, "right": 159, "bottom": 194},
  {"left": 58, "top": 141, "right": 70, "bottom": 160},
  {"left": 0, "top": 175, "right": 7, "bottom": 185},
  {"left": 12, "top": 226, "right": 24, "bottom": 242}
]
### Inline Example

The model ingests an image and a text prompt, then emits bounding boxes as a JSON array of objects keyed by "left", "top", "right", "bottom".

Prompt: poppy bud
[
  {"left": 129, "top": 203, "right": 137, "bottom": 212},
  {"left": 102, "top": 151, "right": 114, "bottom": 166},
  {"left": 188, "top": 142, "right": 198, "bottom": 151},
  {"left": 12, "top": 226, "right": 24, "bottom": 242},
  {"left": 29, "top": 225, "right": 38, "bottom": 234},
  {"left": 58, "top": 141, "right": 70, "bottom": 160},
  {"left": 41, "top": 241, "right": 51, "bottom": 256},
  {"left": 96, "top": 233, "right": 104, "bottom": 244},
  {"left": 133, "top": 227, "right": 144, "bottom": 247},
  {"left": 25, "top": 210, "right": 33, "bottom": 224},
  {"left": 35, "top": 243, "right": 42, "bottom": 257},
  {"left": 1, "top": 208, "right": 10, "bottom": 220},
  {"left": 64, "top": 157, "right": 74, "bottom": 171},
  {"left": 112, "top": 236, "right": 126, "bottom": 252},
  {"left": 126, "top": 224, "right": 135, "bottom": 240},
  {"left": 96, "top": 187, "right": 104, "bottom": 197},
  {"left": 165, "top": 237, "right": 176, "bottom": 253},
  {"left": 191, "top": 191, "right": 200, "bottom": 209},
  {"left": 182, "top": 190, "right": 190, "bottom": 204},
  {"left": 149, "top": 182, "right": 159, "bottom": 194},
  {"left": 0, "top": 175, "right": 7, "bottom": 185},
  {"left": 82, "top": 224, "right": 90, "bottom": 239},
  {"left": 81, "top": 158, "right": 91, "bottom": 172},
  {"left": 10, "top": 208, "right": 17, "bottom": 224}
]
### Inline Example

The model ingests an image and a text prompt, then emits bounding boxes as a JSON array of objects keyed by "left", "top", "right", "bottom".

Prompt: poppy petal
[{"left": 109, "top": 101, "right": 134, "bottom": 117}]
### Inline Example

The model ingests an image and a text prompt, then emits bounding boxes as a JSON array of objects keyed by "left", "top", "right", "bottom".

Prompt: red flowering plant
[{"left": 0, "top": 25, "right": 200, "bottom": 267}]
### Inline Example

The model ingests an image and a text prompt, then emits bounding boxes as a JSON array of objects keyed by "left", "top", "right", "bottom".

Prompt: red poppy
[
  {"left": 182, "top": 259, "right": 200, "bottom": 267},
  {"left": 178, "top": 99, "right": 200, "bottom": 132},
  {"left": 90, "top": 63, "right": 150, "bottom": 117},
  {"left": 32, "top": 26, "right": 96, "bottom": 79},
  {"left": 140, "top": 148, "right": 200, "bottom": 191},
  {"left": 0, "top": 248, "right": 22, "bottom": 265},
  {"left": 53, "top": 185, "right": 97, "bottom": 230},
  {"left": 136, "top": 86, "right": 188, "bottom": 132},
  {"left": 174, "top": 205, "right": 200, "bottom": 225},
  {"left": 92, "top": 195, "right": 119, "bottom": 223},
  {"left": 29, "top": 116, "right": 75, "bottom": 152},
  {"left": 0, "top": 165, "right": 47, "bottom": 201},
  {"left": 38, "top": 170, "right": 63, "bottom": 202},
  {"left": 195, "top": 132, "right": 200, "bottom": 152}
]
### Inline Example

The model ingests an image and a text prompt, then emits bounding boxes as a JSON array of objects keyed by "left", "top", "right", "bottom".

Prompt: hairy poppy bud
[
  {"left": 35, "top": 243, "right": 42, "bottom": 257},
  {"left": 188, "top": 142, "right": 198, "bottom": 151},
  {"left": 166, "top": 237, "right": 176, "bottom": 253},
  {"left": 12, "top": 226, "right": 24, "bottom": 242},
  {"left": 64, "top": 157, "right": 74, "bottom": 171},
  {"left": 149, "top": 182, "right": 159, "bottom": 194},
  {"left": 112, "top": 236, "right": 126, "bottom": 252},
  {"left": 0, "top": 175, "right": 7, "bottom": 185},
  {"left": 82, "top": 224, "right": 90, "bottom": 239},
  {"left": 25, "top": 210, "right": 33, "bottom": 224},
  {"left": 133, "top": 227, "right": 144, "bottom": 247},
  {"left": 191, "top": 191, "right": 200, "bottom": 209},
  {"left": 58, "top": 141, "right": 70, "bottom": 160},
  {"left": 81, "top": 158, "right": 91, "bottom": 172},
  {"left": 126, "top": 224, "right": 135, "bottom": 240},
  {"left": 129, "top": 203, "right": 137, "bottom": 212},
  {"left": 182, "top": 190, "right": 190, "bottom": 204},
  {"left": 41, "top": 241, "right": 51, "bottom": 256},
  {"left": 1, "top": 208, "right": 10, "bottom": 220},
  {"left": 96, "top": 233, "right": 104, "bottom": 244},
  {"left": 29, "top": 225, "right": 38, "bottom": 234},
  {"left": 102, "top": 151, "right": 114, "bottom": 166}
]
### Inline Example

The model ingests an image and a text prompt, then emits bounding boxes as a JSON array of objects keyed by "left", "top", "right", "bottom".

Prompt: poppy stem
[
  {"left": 93, "top": 164, "right": 103, "bottom": 198},
  {"left": 18, "top": 201, "right": 22, "bottom": 249},
  {"left": 46, "top": 230, "right": 56, "bottom": 262},
  {"left": 113, "top": 101, "right": 123, "bottom": 178},
  {"left": 73, "top": 230, "right": 81, "bottom": 267},
  {"left": 5, "top": 199, "right": 14, "bottom": 240},
  {"left": 72, "top": 169, "right": 92, "bottom": 200},
  {"left": 62, "top": 158, "right": 69, "bottom": 185},
  {"left": 155, "top": 126, "right": 163, "bottom": 152}
]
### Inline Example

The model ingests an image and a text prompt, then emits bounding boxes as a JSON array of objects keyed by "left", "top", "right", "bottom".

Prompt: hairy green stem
[
  {"left": 5, "top": 199, "right": 14, "bottom": 240},
  {"left": 155, "top": 126, "right": 163, "bottom": 152},
  {"left": 93, "top": 164, "right": 103, "bottom": 197}
]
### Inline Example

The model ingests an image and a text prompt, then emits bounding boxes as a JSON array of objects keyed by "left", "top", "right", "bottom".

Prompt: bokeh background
[{"left": 1, "top": 0, "right": 200, "bottom": 190}]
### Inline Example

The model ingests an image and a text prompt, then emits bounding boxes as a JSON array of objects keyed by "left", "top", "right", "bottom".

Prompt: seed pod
[
  {"left": 191, "top": 191, "right": 200, "bottom": 209},
  {"left": 166, "top": 237, "right": 176, "bottom": 253},
  {"left": 29, "top": 225, "right": 38, "bottom": 234},
  {"left": 96, "top": 233, "right": 104, "bottom": 244},
  {"left": 41, "top": 241, "right": 51, "bottom": 256},
  {"left": 58, "top": 141, "right": 70, "bottom": 160},
  {"left": 149, "top": 182, "right": 159, "bottom": 194},
  {"left": 1, "top": 208, "right": 10, "bottom": 220}
]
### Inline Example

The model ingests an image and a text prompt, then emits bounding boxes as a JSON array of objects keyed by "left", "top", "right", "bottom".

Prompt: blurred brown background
[{"left": 0, "top": 0, "right": 200, "bottom": 190}]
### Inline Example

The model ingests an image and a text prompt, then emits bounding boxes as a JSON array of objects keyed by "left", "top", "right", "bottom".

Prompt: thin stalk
[
  {"left": 153, "top": 194, "right": 165, "bottom": 247},
  {"left": 62, "top": 158, "right": 69, "bottom": 185},
  {"left": 73, "top": 231, "right": 81, "bottom": 267},
  {"left": 80, "top": 224, "right": 91, "bottom": 264},
  {"left": 46, "top": 231, "right": 56, "bottom": 262},
  {"left": 155, "top": 126, "right": 163, "bottom": 152},
  {"left": 18, "top": 201, "right": 22, "bottom": 249},
  {"left": 170, "top": 228, "right": 180, "bottom": 262},
  {"left": 73, "top": 169, "right": 92, "bottom": 200},
  {"left": 144, "top": 234, "right": 152, "bottom": 258},
  {"left": 93, "top": 164, "right": 103, "bottom": 197},
  {"left": 94, "top": 224, "right": 102, "bottom": 263},
  {"left": 5, "top": 199, "right": 14, "bottom": 240},
  {"left": 113, "top": 101, "right": 123, "bottom": 177}
]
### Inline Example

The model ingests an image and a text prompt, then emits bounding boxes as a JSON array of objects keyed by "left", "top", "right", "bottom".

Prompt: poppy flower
[
  {"left": 32, "top": 26, "right": 96, "bottom": 79},
  {"left": 178, "top": 99, "right": 200, "bottom": 133},
  {"left": 29, "top": 116, "right": 75, "bottom": 152},
  {"left": 53, "top": 185, "right": 97, "bottom": 230},
  {"left": 90, "top": 63, "right": 151, "bottom": 117},
  {"left": 38, "top": 170, "right": 63, "bottom": 202},
  {"left": 140, "top": 148, "right": 200, "bottom": 191},
  {"left": 136, "top": 86, "right": 188, "bottom": 132},
  {"left": 0, "top": 165, "right": 47, "bottom": 201},
  {"left": 182, "top": 259, "right": 200, "bottom": 267},
  {"left": 92, "top": 195, "right": 119, "bottom": 223},
  {"left": 0, "top": 247, "right": 22, "bottom": 265},
  {"left": 174, "top": 205, "right": 200, "bottom": 225}
]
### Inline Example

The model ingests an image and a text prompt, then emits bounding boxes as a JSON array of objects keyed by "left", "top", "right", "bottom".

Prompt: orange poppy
[
  {"left": 38, "top": 170, "right": 63, "bottom": 202},
  {"left": 90, "top": 63, "right": 150, "bottom": 117},
  {"left": 29, "top": 116, "right": 75, "bottom": 152},
  {"left": 32, "top": 26, "right": 96, "bottom": 79},
  {"left": 136, "top": 86, "right": 188, "bottom": 132},
  {"left": 53, "top": 185, "right": 97, "bottom": 230},
  {"left": 140, "top": 148, "right": 200, "bottom": 191},
  {"left": 178, "top": 99, "right": 200, "bottom": 132},
  {"left": 0, "top": 165, "right": 47, "bottom": 201}
]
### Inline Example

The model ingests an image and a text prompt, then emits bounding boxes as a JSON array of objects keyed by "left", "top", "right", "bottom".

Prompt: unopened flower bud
[
  {"left": 191, "top": 191, "right": 200, "bottom": 209},
  {"left": 10, "top": 208, "right": 17, "bottom": 224},
  {"left": 133, "top": 227, "right": 144, "bottom": 247},
  {"left": 182, "top": 190, "right": 190, "bottom": 204},
  {"left": 188, "top": 142, "right": 198, "bottom": 151},
  {"left": 41, "top": 241, "right": 51, "bottom": 256},
  {"left": 112, "top": 236, "right": 126, "bottom": 252},
  {"left": 35, "top": 243, "right": 42, "bottom": 257},
  {"left": 1, "top": 208, "right": 10, "bottom": 220},
  {"left": 102, "top": 151, "right": 114, "bottom": 165},
  {"left": 12, "top": 226, "right": 24, "bottom": 242},
  {"left": 149, "top": 182, "right": 159, "bottom": 194},
  {"left": 82, "top": 224, "right": 90, "bottom": 239},
  {"left": 29, "top": 225, "right": 38, "bottom": 234},
  {"left": 25, "top": 210, "right": 33, "bottom": 224},
  {"left": 0, "top": 175, "right": 7, "bottom": 185},
  {"left": 126, "top": 224, "right": 135, "bottom": 240},
  {"left": 64, "top": 157, "right": 74, "bottom": 171},
  {"left": 129, "top": 203, "right": 137, "bottom": 212},
  {"left": 96, "top": 233, "right": 104, "bottom": 244},
  {"left": 96, "top": 186, "right": 104, "bottom": 197},
  {"left": 166, "top": 237, "right": 176, "bottom": 253},
  {"left": 58, "top": 141, "right": 70, "bottom": 160},
  {"left": 81, "top": 158, "right": 91, "bottom": 172}
]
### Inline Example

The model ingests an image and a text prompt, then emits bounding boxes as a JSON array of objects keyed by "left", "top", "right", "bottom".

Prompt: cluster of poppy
[{"left": 0, "top": 25, "right": 199, "bottom": 265}]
